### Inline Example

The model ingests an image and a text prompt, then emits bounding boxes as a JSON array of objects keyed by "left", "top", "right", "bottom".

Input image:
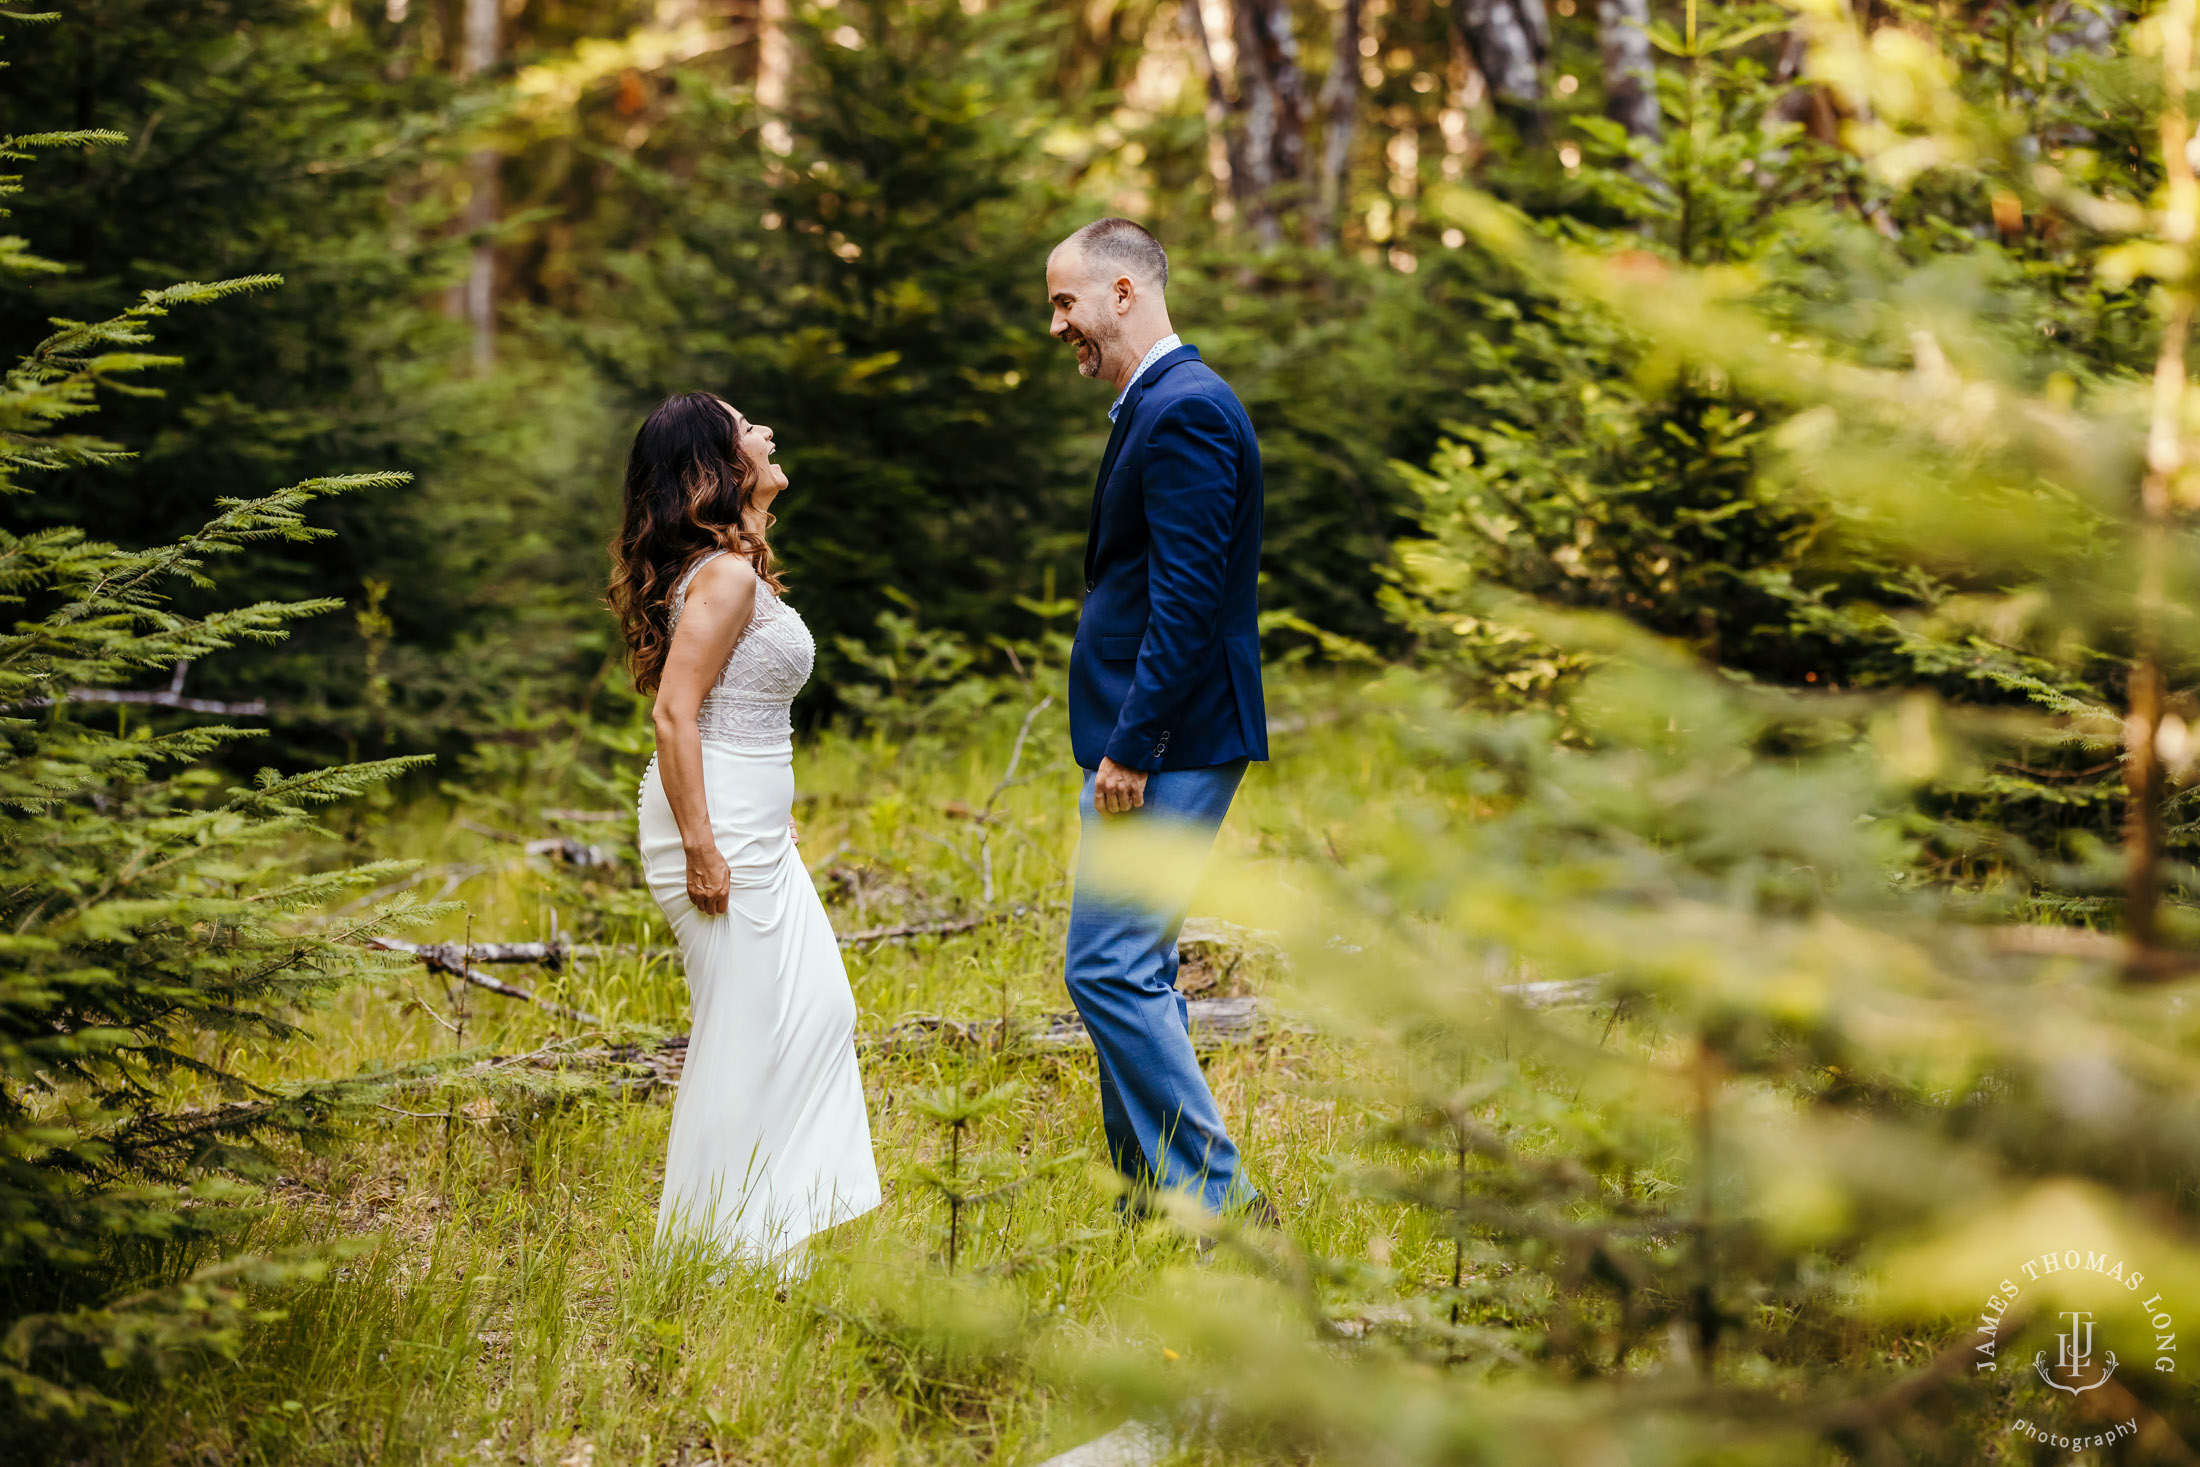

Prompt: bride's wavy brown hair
[{"left": 608, "top": 392, "right": 785, "bottom": 693}]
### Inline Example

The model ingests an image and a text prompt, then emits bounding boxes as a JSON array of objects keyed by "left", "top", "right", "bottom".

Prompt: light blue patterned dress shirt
[{"left": 1108, "top": 332, "right": 1183, "bottom": 423}]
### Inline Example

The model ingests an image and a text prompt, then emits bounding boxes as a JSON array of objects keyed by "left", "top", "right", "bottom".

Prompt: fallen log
[
  {"left": 553, "top": 904, "right": 1051, "bottom": 965},
  {"left": 377, "top": 917, "right": 1032, "bottom": 968},
  {"left": 502, "top": 1034, "right": 685, "bottom": 1093},
  {"left": 369, "top": 937, "right": 602, "bottom": 1026},
  {"left": 363, "top": 901, "right": 1071, "bottom": 1031},
  {"left": 54, "top": 687, "right": 269, "bottom": 716},
  {"left": 379, "top": 1034, "right": 688, "bottom": 1101},
  {"left": 1177, "top": 916, "right": 1286, "bottom": 996},
  {"left": 869, "top": 995, "right": 1278, "bottom": 1055},
  {"left": 452, "top": 996, "right": 1286, "bottom": 1101},
  {"left": 397, "top": 939, "right": 571, "bottom": 970},
  {"left": 35, "top": 660, "right": 270, "bottom": 717}
]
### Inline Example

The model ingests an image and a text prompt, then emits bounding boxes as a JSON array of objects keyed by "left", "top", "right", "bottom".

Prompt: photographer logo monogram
[
  {"left": 2042, "top": 1309, "right": 2115, "bottom": 1395},
  {"left": 1975, "top": 1246, "right": 2179, "bottom": 1452}
]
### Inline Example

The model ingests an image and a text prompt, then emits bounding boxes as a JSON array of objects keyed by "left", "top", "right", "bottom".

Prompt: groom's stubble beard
[{"left": 1070, "top": 317, "right": 1121, "bottom": 381}]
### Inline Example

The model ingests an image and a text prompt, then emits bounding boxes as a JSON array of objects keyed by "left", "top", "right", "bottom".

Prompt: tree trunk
[
  {"left": 454, "top": 0, "right": 498, "bottom": 373},
  {"left": 1240, "top": 0, "right": 1309, "bottom": 186},
  {"left": 758, "top": 0, "right": 791, "bottom": 155},
  {"left": 2125, "top": 11, "right": 2193, "bottom": 976},
  {"left": 1230, "top": 0, "right": 1281, "bottom": 244},
  {"left": 1596, "top": 0, "right": 1659, "bottom": 141},
  {"left": 1230, "top": 0, "right": 1312, "bottom": 246},
  {"left": 1179, "top": 0, "right": 1310, "bottom": 247},
  {"left": 1454, "top": 0, "right": 1549, "bottom": 137},
  {"left": 1316, "top": 0, "right": 1362, "bottom": 247},
  {"left": 1181, "top": 0, "right": 1254, "bottom": 227},
  {"left": 2046, "top": 0, "right": 2121, "bottom": 57}
]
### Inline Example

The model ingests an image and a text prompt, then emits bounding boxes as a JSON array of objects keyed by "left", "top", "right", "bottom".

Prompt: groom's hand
[{"left": 1094, "top": 757, "right": 1148, "bottom": 815}]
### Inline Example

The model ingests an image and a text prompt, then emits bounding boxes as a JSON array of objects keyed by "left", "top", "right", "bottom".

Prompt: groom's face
[{"left": 1046, "top": 246, "right": 1125, "bottom": 381}]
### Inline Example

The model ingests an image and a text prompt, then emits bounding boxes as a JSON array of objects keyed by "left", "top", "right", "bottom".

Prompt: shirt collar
[{"left": 1108, "top": 333, "right": 1182, "bottom": 422}]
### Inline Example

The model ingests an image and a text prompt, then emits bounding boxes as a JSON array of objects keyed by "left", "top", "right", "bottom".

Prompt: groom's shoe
[
  {"left": 1194, "top": 1191, "right": 1283, "bottom": 1259},
  {"left": 1114, "top": 1181, "right": 1165, "bottom": 1227}
]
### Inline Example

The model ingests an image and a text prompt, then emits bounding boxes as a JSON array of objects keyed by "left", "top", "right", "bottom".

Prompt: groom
[{"left": 1046, "top": 218, "right": 1270, "bottom": 1222}]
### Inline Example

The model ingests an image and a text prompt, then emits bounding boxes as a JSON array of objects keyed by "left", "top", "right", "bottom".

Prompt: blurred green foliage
[
  {"left": 1033, "top": 5, "right": 2200, "bottom": 1462},
  {"left": 1388, "top": 2, "right": 2175, "bottom": 922}
]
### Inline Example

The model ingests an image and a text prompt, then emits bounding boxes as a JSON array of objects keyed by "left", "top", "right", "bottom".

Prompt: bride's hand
[
  {"left": 685, "top": 843, "right": 731, "bottom": 916},
  {"left": 788, "top": 817, "right": 800, "bottom": 845}
]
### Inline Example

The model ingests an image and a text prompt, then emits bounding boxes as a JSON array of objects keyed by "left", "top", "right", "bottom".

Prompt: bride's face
[{"left": 721, "top": 400, "right": 788, "bottom": 504}]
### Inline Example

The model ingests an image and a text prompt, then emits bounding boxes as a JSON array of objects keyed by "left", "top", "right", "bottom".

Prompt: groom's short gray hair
[{"left": 1066, "top": 217, "right": 1168, "bottom": 290}]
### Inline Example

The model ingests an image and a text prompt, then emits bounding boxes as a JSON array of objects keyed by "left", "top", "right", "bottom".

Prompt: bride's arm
[{"left": 651, "top": 555, "right": 759, "bottom": 916}]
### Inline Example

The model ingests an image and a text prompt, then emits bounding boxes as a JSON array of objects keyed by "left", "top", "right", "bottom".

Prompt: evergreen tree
[
  {"left": 0, "top": 0, "right": 633, "bottom": 759},
  {"left": 1389, "top": 1, "right": 2146, "bottom": 905},
  {"left": 0, "top": 101, "right": 432, "bottom": 1426},
  {"left": 560, "top": 0, "right": 1092, "bottom": 700}
]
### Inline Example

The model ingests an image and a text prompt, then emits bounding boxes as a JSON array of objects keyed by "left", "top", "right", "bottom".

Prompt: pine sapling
[{"left": 906, "top": 1079, "right": 1026, "bottom": 1272}]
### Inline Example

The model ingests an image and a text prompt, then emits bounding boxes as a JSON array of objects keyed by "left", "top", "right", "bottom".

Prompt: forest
[{"left": 8, "top": 0, "right": 2200, "bottom": 1461}]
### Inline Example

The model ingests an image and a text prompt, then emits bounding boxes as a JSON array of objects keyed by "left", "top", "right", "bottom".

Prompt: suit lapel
[
  {"left": 1083, "top": 344, "right": 1201, "bottom": 587},
  {"left": 1083, "top": 403, "right": 1136, "bottom": 586}
]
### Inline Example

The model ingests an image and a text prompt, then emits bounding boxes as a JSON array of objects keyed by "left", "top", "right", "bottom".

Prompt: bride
[{"left": 609, "top": 391, "right": 880, "bottom": 1270}]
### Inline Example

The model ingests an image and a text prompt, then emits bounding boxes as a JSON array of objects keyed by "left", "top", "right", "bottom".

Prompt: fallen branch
[
  {"left": 457, "top": 1034, "right": 685, "bottom": 1092},
  {"left": 454, "top": 996, "right": 1290, "bottom": 1100},
  {"left": 842, "top": 916, "right": 990, "bottom": 944},
  {"left": 549, "top": 923, "right": 992, "bottom": 967},
  {"left": 837, "top": 906, "right": 1032, "bottom": 946},
  {"left": 562, "top": 902, "right": 1052, "bottom": 960},
  {"left": 454, "top": 819, "right": 619, "bottom": 869},
  {"left": 22, "top": 661, "right": 269, "bottom": 716},
  {"left": 369, "top": 937, "right": 601, "bottom": 1026},
  {"left": 568, "top": 942, "right": 679, "bottom": 962},
  {"left": 982, "top": 696, "right": 1054, "bottom": 903},
  {"left": 871, "top": 995, "right": 1281, "bottom": 1055},
  {"left": 389, "top": 938, "right": 641, "bottom": 968},
  {"left": 374, "top": 1103, "right": 458, "bottom": 1121},
  {"left": 398, "top": 939, "right": 571, "bottom": 970},
  {"left": 54, "top": 687, "right": 269, "bottom": 716},
  {"left": 383, "top": 1034, "right": 688, "bottom": 1098}
]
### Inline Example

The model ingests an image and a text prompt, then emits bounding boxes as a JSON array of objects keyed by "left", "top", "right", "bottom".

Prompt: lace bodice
[{"left": 667, "top": 549, "right": 815, "bottom": 749}]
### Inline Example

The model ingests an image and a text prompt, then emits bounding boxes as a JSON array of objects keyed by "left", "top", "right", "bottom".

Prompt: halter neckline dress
[{"left": 636, "top": 549, "right": 880, "bottom": 1267}]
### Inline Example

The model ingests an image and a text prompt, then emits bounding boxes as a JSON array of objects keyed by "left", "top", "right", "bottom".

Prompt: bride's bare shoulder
[{"left": 687, "top": 551, "right": 759, "bottom": 596}]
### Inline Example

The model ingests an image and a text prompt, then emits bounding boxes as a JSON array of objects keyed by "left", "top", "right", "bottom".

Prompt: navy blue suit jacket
[{"left": 1069, "top": 343, "right": 1268, "bottom": 772}]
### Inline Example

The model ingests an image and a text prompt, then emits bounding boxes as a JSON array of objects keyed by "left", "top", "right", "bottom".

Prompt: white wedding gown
[{"left": 636, "top": 549, "right": 880, "bottom": 1268}]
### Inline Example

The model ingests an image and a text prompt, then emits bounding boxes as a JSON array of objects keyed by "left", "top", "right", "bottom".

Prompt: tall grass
[{"left": 88, "top": 682, "right": 1436, "bottom": 1465}]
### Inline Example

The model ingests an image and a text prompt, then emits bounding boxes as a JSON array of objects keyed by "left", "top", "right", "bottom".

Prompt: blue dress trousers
[{"left": 1062, "top": 343, "right": 1267, "bottom": 1211}]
